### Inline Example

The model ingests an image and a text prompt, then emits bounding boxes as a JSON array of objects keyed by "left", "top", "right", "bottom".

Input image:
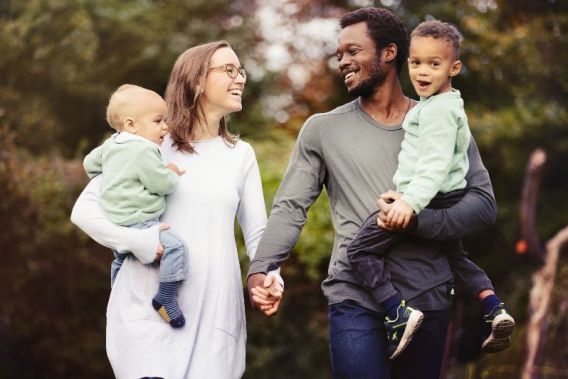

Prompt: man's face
[{"left": 337, "top": 21, "right": 387, "bottom": 98}]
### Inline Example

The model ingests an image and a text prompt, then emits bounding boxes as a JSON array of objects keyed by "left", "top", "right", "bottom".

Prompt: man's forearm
[
  {"left": 413, "top": 138, "right": 496, "bottom": 240},
  {"left": 248, "top": 211, "right": 303, "bottom": 276}
]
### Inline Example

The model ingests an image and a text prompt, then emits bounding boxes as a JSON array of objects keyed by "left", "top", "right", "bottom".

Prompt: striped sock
[{"left": 152, "top": 281, "right": 185, "bottom": 328}]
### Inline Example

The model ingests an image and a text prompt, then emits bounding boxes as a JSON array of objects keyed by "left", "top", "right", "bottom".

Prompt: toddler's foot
[
  {"left": 385, "top": 300, "right": 424, "bottom": 359},
  {"left": 153, "top": 281, "right": 185, "bottom": 328},
  {"left": 482, "top": 303, "right": 515, "bottom": 353}
]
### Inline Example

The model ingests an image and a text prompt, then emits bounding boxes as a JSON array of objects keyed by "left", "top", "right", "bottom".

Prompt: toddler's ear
[{"left": 450, "top": 60, "right": 462, "bottom": 77}]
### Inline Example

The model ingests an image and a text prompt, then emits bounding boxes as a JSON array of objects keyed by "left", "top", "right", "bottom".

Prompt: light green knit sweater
[
  {"left": 83, "top": 132, "right": 178, "bottom": 225},
  {"left": 393, "top": 90, "right": 471, "bottom": 213}
]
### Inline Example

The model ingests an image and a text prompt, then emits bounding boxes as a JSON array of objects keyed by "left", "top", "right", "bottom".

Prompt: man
[{"left": 248, "top": 7, "right": 496, "bottom": 379}]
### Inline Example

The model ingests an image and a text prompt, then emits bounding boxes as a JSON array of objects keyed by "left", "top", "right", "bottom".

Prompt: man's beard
[{"left": 348, "top": 61, "right": 388, "bottom": 98}]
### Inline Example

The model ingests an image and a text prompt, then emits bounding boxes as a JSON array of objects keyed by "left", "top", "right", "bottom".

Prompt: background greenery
[{"left": 1, "top": 0, "right": 567, "bottom": 378}]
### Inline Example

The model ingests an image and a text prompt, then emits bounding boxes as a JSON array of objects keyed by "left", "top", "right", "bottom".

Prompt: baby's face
[
  {"left": 131, "top": 93, "right": 168, "bottom": 145},
  {"left": 408, "top": 36, "right": 460, "bottom": 97}
]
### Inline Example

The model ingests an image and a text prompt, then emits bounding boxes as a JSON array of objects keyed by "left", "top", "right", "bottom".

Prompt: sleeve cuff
[
  {"left": 128, "top": 225, "right": 161, "bottom": 264},
  {"left": 267, "top": 268, "right": 284, "bottom": 288},
  {"left": 413, "top": 208, "right": 435, "bottom": 239}
]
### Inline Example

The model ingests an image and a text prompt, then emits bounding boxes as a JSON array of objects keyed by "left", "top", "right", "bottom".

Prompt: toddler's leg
[
  {"left": 152, "top": 230, "right": 188, "bottom": 329},
  {"left": 347, "top": 210, "right": 401, "bottom": 304},
  {"left": 443, "top": 240, "right": 493, "bottom": 296},
  {"left": 347, "top": 211, "right": 423, "bottom": 359},
  {"left": 444, "top": 241, "right": 515, "bottom": 353},
  {"left": 110, "top": 250, "right": 126, "bottom": 287}
]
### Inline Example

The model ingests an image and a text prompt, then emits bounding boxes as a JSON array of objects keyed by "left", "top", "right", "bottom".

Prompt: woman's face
[{"left": 200, "top": 47, "right": 246, "bottom": 116}]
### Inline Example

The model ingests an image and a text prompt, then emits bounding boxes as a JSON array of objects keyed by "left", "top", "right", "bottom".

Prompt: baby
[{"left": 83, "top": 84, "right": 188, "bottom": 328}]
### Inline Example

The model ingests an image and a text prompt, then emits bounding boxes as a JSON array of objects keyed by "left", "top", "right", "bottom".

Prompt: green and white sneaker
[
  {"left": 482, "top": 303, "right": 515, "bottom": 353},
  {"left": 385, "top": 300, "right": 424, "bottom": 359}
]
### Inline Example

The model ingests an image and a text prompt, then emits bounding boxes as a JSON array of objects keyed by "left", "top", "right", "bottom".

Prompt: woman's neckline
[{"left": 189, "top": 135, "right": 222, "bottom": 143}]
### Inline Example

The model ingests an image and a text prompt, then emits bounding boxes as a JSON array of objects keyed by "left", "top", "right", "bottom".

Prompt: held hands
[
  {"left": 247, "top": 273, "right": 283, "bottom": 317},
  {"left": 166, "top": 163, "right": 186, "bottom": 176}
]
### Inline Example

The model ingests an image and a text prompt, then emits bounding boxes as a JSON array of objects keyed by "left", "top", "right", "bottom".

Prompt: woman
[{"left": 71, "top": 41, "right": 281, "bottom": 378}]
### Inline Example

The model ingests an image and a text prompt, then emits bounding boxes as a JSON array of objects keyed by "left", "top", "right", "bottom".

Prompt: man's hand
[
  {"left": 154, "top": 223, "right": 170, "bottom": 262},
  {"left": 247, "top": 273, "right": 283, "bottom": 317},
  {"left": 166, "top": 163, "right": 186, "bottom": 176}
]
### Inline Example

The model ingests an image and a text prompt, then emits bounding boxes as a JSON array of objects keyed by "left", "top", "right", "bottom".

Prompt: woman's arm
[
  {"left": 70, "top": 175, "right": 160, "bottom": 264},
  {"left": 237, "top": 144, "right": 283, "bottom": 286}
]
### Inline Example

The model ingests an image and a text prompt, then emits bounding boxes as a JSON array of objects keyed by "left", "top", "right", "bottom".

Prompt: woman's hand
[
  {"left": 247, "top": 273, "right": 283, "bottom": 317},
  {"left": 154, "top": 223, "right": 170, "bottom": 262}
]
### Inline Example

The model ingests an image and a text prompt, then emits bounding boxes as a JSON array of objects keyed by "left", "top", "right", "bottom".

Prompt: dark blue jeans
[{"left": 329, "top": 300, "right": 450, "bottom": 379}]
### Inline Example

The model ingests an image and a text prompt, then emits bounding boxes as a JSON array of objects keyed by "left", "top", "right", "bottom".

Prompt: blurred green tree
[{"left": 1, "top": 0, "right": 567, "bottom": 377}]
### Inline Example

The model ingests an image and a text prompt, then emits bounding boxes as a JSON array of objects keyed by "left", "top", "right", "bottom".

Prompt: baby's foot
[
  {"left": 153, "top": 281, "right": 185, "bottom": 328},
  {"left": 152, "top": 298, "right": 185, "bottom": 328}
]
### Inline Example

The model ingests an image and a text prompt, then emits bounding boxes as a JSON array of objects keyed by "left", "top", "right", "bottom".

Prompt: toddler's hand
[
  {"left": 380, "top": 190, "right": 402, "bottom": 204},
  {"left": 166, "top": 163, "right": 186, "bottom": 176},
  {"left": 386, "top": 199, "right": 414, "bottom": 229}
]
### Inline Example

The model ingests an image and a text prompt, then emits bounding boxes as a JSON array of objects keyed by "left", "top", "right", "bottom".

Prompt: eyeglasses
[{"left": 208, "top": 64, "right": 246, "bottom": 79}]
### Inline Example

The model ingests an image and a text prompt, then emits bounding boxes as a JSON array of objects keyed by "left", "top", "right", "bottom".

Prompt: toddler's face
[
  {"left": 408, "top": 36, "right": 461, "bottom": 98},
  {"left": 132, "top": 94, "right": 168, "bottom": 145}
]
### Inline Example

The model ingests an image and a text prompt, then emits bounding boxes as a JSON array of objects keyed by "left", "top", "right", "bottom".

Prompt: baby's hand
[
  {"left": 166, "top": 163, "right": 186, "bottom": 176},
  {"left": 380, "top": 190, "right": 402, "bottom": 204},
  {"left": 386, "top": 199, "right": 414, "bottom": 229}
]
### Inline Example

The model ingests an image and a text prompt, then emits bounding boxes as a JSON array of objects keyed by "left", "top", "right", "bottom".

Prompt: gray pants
[{"left": 347, "top": 190, "right": 493, "bottom": 304}]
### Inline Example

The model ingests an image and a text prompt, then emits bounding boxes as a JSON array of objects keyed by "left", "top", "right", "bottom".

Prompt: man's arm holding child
[{"left": 378, "top": 138, "right": 496, "bottom": 238}]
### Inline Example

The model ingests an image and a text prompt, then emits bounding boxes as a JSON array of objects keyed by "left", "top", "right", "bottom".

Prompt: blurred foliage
[{"left": 1, "top": 0, "right": 567, "bottom": 378}]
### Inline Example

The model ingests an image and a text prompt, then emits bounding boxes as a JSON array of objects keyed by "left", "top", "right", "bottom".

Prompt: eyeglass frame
[{"left": 208, "top": 64, "right": 247, "bottom": 79}]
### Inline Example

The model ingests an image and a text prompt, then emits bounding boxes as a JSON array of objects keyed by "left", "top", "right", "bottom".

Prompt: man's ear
[
  {"left": 450, "top": 60, "right": 462, "bottom": 77},
  {"left": 382, "top": 43, "right": 398, "bottom": 63},
  {"left": 123, "top": 118, "right": 136, "bottom": 133}
]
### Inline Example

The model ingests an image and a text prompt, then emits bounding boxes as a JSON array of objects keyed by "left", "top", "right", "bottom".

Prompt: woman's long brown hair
[{"left": 165, "top": 40, "right": 238, "bottom": 153}]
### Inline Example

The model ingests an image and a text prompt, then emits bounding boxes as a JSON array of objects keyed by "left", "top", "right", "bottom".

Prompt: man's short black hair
[{"left": 340, "top": 7, "right": 409, "bottom": 75}]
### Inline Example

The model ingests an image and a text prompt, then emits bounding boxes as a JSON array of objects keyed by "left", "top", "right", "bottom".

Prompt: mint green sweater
[
  {"left": 393, "top": 90, "right": 471, "bottom": 213},
  {"left": 83, "top": 132, "right": 178, "bottom": 225}
]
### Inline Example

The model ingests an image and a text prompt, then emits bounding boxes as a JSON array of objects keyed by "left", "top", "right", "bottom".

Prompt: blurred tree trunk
[{"left": 521, "top": 149, "right": 568, "bottom": 379}]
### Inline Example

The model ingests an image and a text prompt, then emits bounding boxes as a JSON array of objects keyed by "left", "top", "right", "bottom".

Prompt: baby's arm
[
  {"left": 165, "top": 163, "right": 186, "bottom": 176},
  {"left": 137, "top": 148, "right": 180, "bottom": 195},
  {"left": 83, "top": 145, "right": 104, "bottom": 179},
  {"left": 70, "top": 175, "right": 162, "bottom": 264}
]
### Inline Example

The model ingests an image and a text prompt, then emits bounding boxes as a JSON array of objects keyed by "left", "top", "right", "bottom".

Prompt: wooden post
[
  {"left": 518, "top": 148, "right": 546, "bottom": 262},
  {"left": 520, "top": 149, "right": 568, "bottom": 379},
  {"left": 522, "top": 226, "right": 568, "bottom": 379}
]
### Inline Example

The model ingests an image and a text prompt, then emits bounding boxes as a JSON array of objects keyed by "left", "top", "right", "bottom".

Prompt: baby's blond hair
[{"left": 106, "top": 84, "right": 153, "bottom": 130}]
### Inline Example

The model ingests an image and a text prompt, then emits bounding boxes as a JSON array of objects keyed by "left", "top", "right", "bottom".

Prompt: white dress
[{"left": 72, "top": 136, "right": 267, "bottom": 379}]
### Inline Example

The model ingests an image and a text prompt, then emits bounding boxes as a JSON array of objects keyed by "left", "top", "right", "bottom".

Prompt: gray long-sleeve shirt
[{"left": 249, "top": 99, "right": 496, "bottom": 312}]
